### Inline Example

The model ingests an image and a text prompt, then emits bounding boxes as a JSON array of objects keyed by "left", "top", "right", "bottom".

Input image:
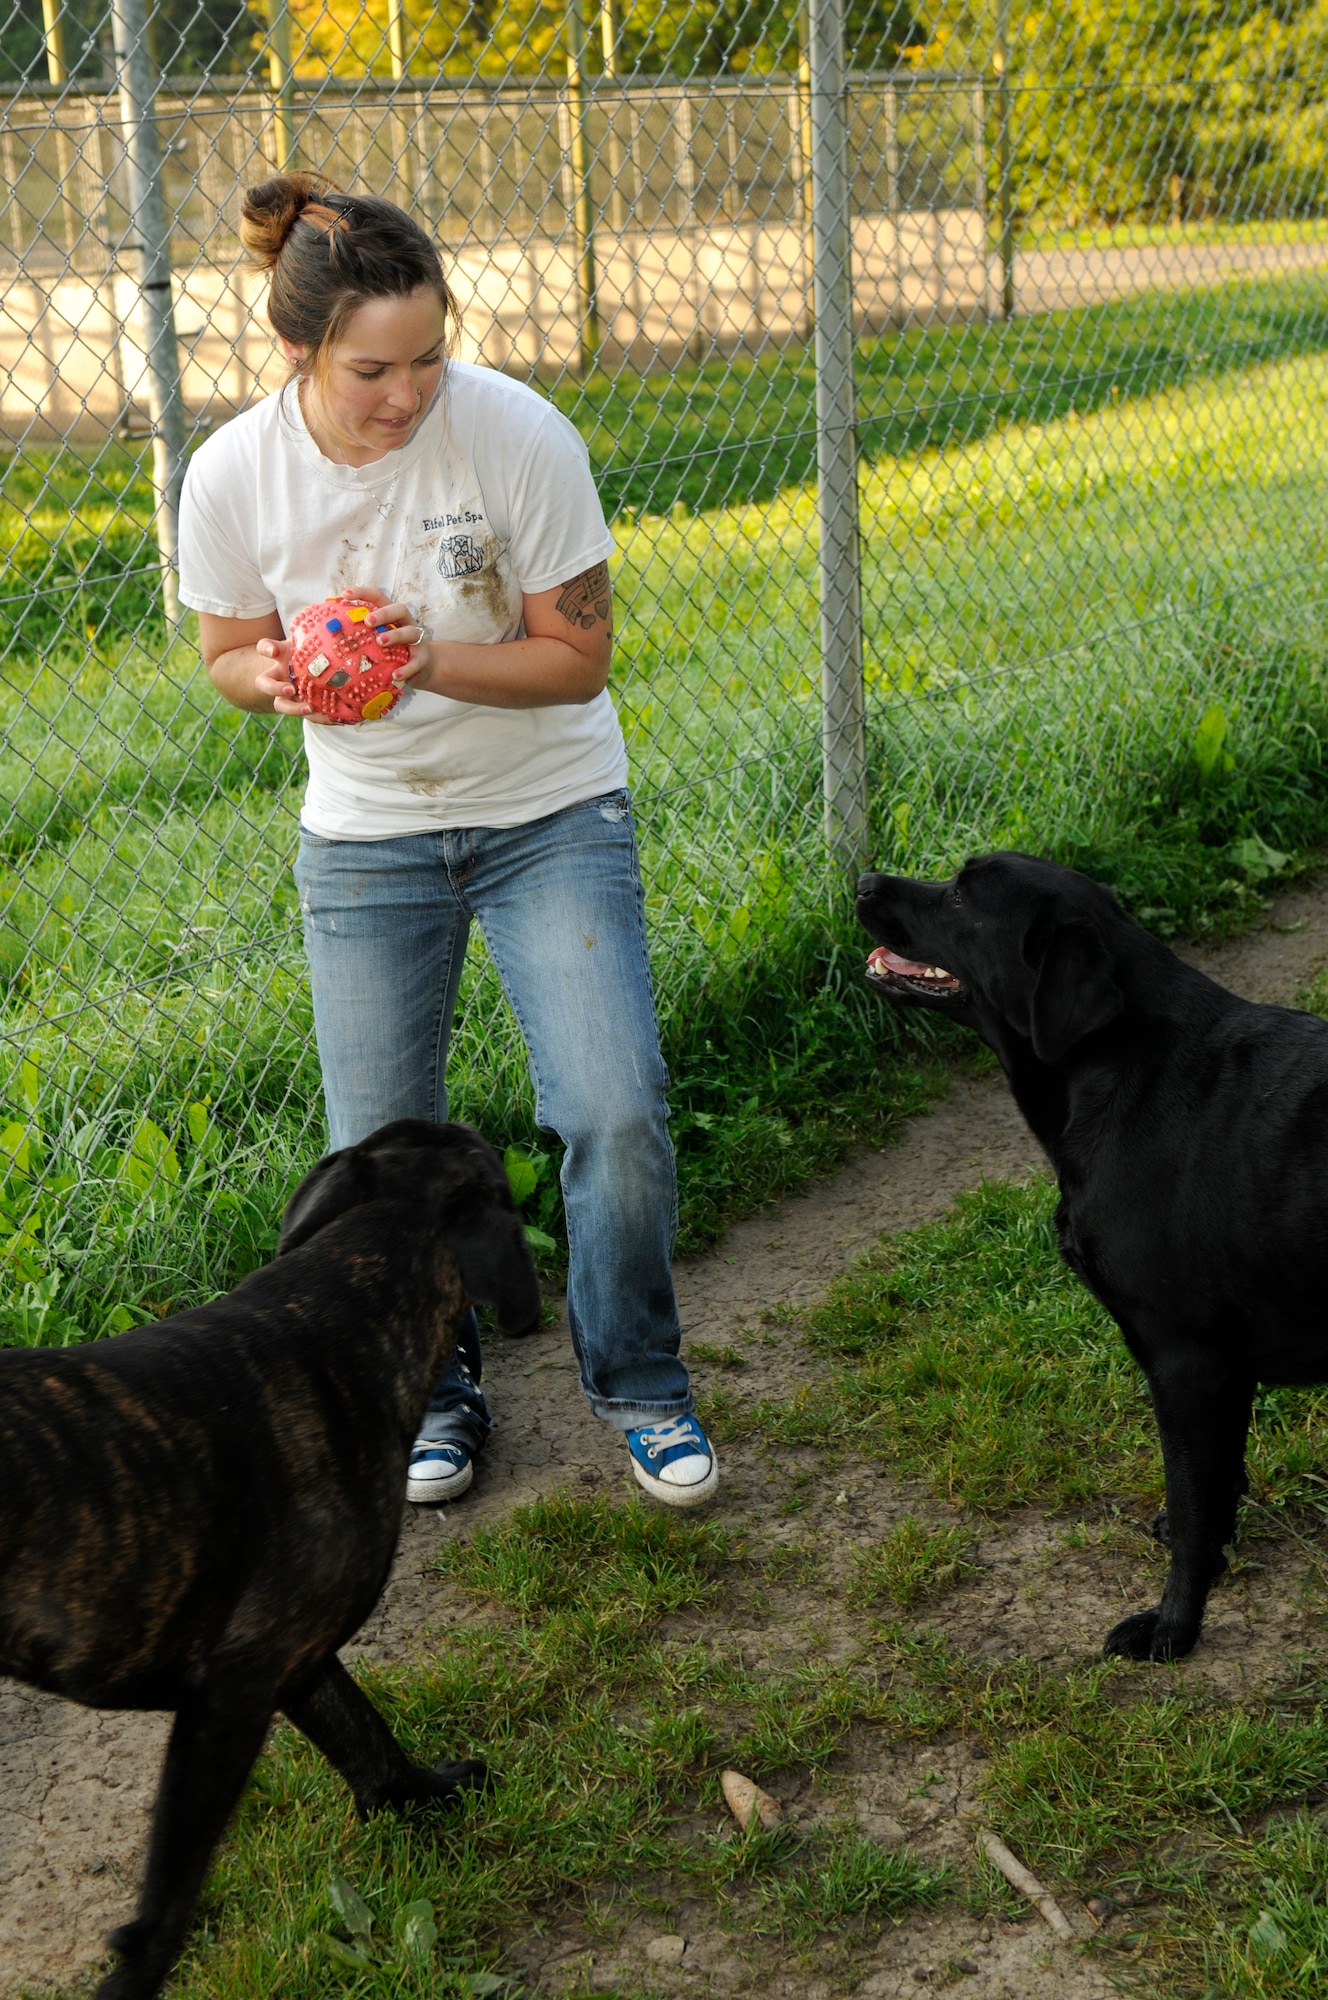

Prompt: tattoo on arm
[{"left": 555, "top": 561, "right": 612, "bottom": 634}]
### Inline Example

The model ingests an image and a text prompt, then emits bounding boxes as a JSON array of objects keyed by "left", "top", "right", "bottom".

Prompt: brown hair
[{"left": 239, "top": 172, "right": 460, "bottom": 382}]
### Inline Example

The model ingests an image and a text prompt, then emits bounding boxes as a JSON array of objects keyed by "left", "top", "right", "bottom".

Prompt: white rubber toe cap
[
  {"left": 406, "top": 1449, "right": 474, "bottom": 1505},
  {"left": 631, "top": 1450, "right": 719, "bottom": 1508}
]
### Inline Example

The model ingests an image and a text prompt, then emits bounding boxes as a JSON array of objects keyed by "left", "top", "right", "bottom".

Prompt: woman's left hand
[{"left": 354, "top": 587, "right": 434, "bottom": 694}]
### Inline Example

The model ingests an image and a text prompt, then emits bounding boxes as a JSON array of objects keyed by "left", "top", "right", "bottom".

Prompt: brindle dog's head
[
  {"left": 278, "top": 1117, "right": 542, "bottom": 1335},
  {"left": 856, "top": 851, "right": 1131, "bottom": 1066}
]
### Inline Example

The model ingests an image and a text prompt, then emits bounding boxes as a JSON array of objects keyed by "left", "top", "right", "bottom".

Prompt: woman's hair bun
[{"left": 240, "top": 172, "right": 342, "bottom": 267}]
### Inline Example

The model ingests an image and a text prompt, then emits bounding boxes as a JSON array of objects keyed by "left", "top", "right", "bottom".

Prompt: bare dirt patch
[{"left": 5, "top": 880, "right": 1328, "bottom": 1997}]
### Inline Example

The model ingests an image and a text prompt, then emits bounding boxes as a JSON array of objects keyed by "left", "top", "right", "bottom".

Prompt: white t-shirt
[{"left": 178, "top": 362, "right": 624, "bottom": 837}]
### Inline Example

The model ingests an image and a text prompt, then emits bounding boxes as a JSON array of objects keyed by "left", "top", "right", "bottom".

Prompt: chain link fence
[{"left": 4, "top": 0, "right": 1328, "bottom": 1334}]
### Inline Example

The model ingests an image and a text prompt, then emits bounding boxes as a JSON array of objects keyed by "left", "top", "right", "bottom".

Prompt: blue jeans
[{"left": 293, "top": 788, "right": 691, "bottom": 1454}]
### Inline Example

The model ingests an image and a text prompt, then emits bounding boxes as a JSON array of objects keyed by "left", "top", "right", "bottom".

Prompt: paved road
[{"left": 1003, "top": 232, "right": 1328, "bottom": 315}]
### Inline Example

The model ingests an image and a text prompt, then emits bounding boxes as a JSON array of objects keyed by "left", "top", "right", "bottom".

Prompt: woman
[{"left": 178, "top": 174, "right": 717, "bottom": 1510}]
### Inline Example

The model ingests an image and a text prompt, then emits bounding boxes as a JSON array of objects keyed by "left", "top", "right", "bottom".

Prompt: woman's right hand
[{"left": 254, "top": 634, "right": 343, "bottom": 726}]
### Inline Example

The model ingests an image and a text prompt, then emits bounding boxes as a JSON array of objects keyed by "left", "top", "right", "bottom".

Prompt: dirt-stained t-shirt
[{"left": 178, "top": 361, "right": 623, "bottom": 837}]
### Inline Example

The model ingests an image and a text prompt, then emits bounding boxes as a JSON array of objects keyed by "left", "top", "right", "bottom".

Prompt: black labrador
[
  {"left": 0, "top": 1117, "right": 539, "bottom": 2000},
  {"left": 856, "top": 851, "right": 1328, "bottom": 1663}
]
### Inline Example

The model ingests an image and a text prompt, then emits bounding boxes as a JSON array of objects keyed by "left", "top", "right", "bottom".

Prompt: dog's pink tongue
[{"left": 868, "top": 945, "right": 936, "bottom": 978}]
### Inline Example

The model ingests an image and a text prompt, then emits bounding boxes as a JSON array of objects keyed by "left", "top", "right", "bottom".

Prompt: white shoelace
[{"left": 637, "top": 1416, "right": 705, "bottom": 1460}]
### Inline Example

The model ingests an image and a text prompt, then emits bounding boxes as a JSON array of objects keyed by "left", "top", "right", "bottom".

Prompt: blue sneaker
[
  {"left": 406, "top": 1439, "right": 474, "bottom": 1505},
  {"left": 626, "top": 1415, "right": 719, "bottom": 1508}
]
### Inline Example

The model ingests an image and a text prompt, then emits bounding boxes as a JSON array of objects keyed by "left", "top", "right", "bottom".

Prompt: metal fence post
[
  {"left": 808, "top": 0, "right": 867, "bottom": 877},
  {"left": 266, "top": 0, "right": 296, "bottom": 172},
  {"left": 110, "top": 0, "right": 187, "bottom": 628},
  {"left": 42, "top": 0, "right": 83, "bottom": 270},
  {"left": 564, "top": 0, "right": 600, "bottom": 377},
  {"left": 387, "top": 0, "right": 422, "bottom": 210},
  {"left": 600, "top": 0, "right": 627, "bottom": 234},
  {"left": 995, "top": 0, "right": 1016, "bottom": 320},
  {"left": 884, "top": 74, "right": 902, "bottom": 325},
  {"left": 971, "top": 79, "right": 990, "bottom": 319}
]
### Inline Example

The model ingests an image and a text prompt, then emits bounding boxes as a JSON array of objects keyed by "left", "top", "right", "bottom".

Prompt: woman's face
[{"left": 290, "top": 285, "right": 449, "bottom": 464}]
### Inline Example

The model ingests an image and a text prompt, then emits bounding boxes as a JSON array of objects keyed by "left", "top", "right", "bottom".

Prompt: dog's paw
[
  {"left": 1150, "top": 1511, "right": 1171, "bottom": 1547},
  {"left": 94, "top": 1976, "right": 145, "bottom": 2000},
  {"left": 427, "top": 1754, "right": 489, "bottom": 1798},
  {"left": 94, "top": 1954, "right": 154, "bottom": 2000},
  {"left": 95, "top": 1922, "right": 160, "bottom": 2000},
  {"left": 355, "top": 1754, "right": 488, "bottom": 1819},
  {"left": 1103, "top": 1607, "right": 1196, "bottom": 1661},
  {"left": 1103, "top": 1608, "right": 1162, "bottom": 1658}
]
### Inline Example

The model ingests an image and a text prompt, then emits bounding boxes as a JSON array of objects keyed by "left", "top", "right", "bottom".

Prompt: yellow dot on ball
[
  {"left": 348, "top": 605, "right": 369, "bottom": 622},
  {"left": 360, "top": 689, "right": 396, "bottom": 721}
]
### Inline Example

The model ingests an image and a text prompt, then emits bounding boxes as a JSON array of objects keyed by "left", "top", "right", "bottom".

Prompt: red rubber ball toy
[{"left": 286, "top": 593, "right": 412, "bottom": 723}]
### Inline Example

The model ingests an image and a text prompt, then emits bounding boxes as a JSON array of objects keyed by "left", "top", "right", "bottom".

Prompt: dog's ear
[
  {"left": 278, "top": 1149, "right": 375, "bottom": 1255},
  {"left": 449, "top": 1196, "right": 542, "bottom": 1336},
  {"left": 1026, "top": 917, "right": 1125, "bottom": 1065}
]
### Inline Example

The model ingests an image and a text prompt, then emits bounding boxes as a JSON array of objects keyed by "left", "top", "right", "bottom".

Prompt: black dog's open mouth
[{"left": 865, "top": 945, "right": 965, "bottom": 998}]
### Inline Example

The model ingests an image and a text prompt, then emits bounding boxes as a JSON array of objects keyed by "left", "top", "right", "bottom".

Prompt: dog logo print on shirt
[{"left": 436, "top": 533, "right": 486, "bottom": 579}]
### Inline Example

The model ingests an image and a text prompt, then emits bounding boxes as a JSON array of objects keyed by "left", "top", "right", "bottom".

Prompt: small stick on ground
[{"left": 977, "top": 1830, "right": 1076, "bottom": 1939}]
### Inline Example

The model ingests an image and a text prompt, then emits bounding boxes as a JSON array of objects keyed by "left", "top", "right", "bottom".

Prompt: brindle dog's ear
[
  {"left": 1025, "top": 916, "right": 1125, "bottom": 1065},
  {"left": 278, "top": 1149, "right": 375, "bottom": 1255},
  {"left": 449, "top": 1196, "right": 542, "bottom": 1335}
]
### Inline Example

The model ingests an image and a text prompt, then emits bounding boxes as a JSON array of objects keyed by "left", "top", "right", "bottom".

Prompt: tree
[
  {"left": 908, "top": 0, "right": 1328, "bottom": 222},
  {"left": 278, "top": 0, "right": 924, "bottom": 81}
]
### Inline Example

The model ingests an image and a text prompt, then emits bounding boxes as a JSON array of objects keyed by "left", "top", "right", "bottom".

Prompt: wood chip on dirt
[{"left": 721, "top": 1768, "right": 783, "bottom": 1831}]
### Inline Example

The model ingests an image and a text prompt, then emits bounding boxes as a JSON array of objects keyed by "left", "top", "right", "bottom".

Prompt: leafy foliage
[{"left": 908, "top": 0, "right": 1328, "bottom": 224}]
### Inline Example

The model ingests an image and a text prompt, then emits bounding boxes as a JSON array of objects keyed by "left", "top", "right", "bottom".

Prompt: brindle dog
[{"left": 0, "top": 1118, "right": 540, "bottom": 2000}]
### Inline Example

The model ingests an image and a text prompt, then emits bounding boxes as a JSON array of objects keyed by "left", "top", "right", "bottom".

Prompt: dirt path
[{"left": 4, "top": 881, "right": 1328, "bottom": 1997}]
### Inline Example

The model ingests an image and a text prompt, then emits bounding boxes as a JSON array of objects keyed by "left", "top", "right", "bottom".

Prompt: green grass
[
  {"left": 6, "top": 266, "right": 1328, "bottom": 1331},
  {"left": 157, "top": 1494, "right": 955, "bottom": 1997},
  {"left": 9, "top": 268, "right": 1322, "bottom": 638},
  {"left": 1012, "top": 216, "right": 1328, "bottom": 255},
  {"left": 969, "top": 1657, "right": 1328, "bottom": 1996},
  {"left": 689, "top": 1159, "right": 1328, "bottom": 1997},
  {"left": 846, "top": 1517, "right": 980, "bottom": 1611},
  {"left": 1190, "top": 1815, "right": 1328, "bottom": 1997},
  {"left": 707, "top": 1176, "right": 1328, "bottom": 1523},
  {"left": 118, "top": 1485, "right": 1328, "bottom": 1998},
  {"left": 558, "top": 267, "right": 1328, "bottom": 518},
  {"left": 971, "top": 1663, "right": 1328, "bottom": 1996}
]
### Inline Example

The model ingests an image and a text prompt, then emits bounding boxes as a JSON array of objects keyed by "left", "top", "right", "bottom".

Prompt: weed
[
  {"left": 431, "top": 1488, "right": 731, "bottom": 1626},
  {"left": 744, "top": 1835, "right": 953, "bottom": 1940},
  {"left": 847, "top": 1519, "right": 980, "bottom": 1611},
  {"left": 687, "top": 1341, "right": 746, "bottom": 1369}
]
